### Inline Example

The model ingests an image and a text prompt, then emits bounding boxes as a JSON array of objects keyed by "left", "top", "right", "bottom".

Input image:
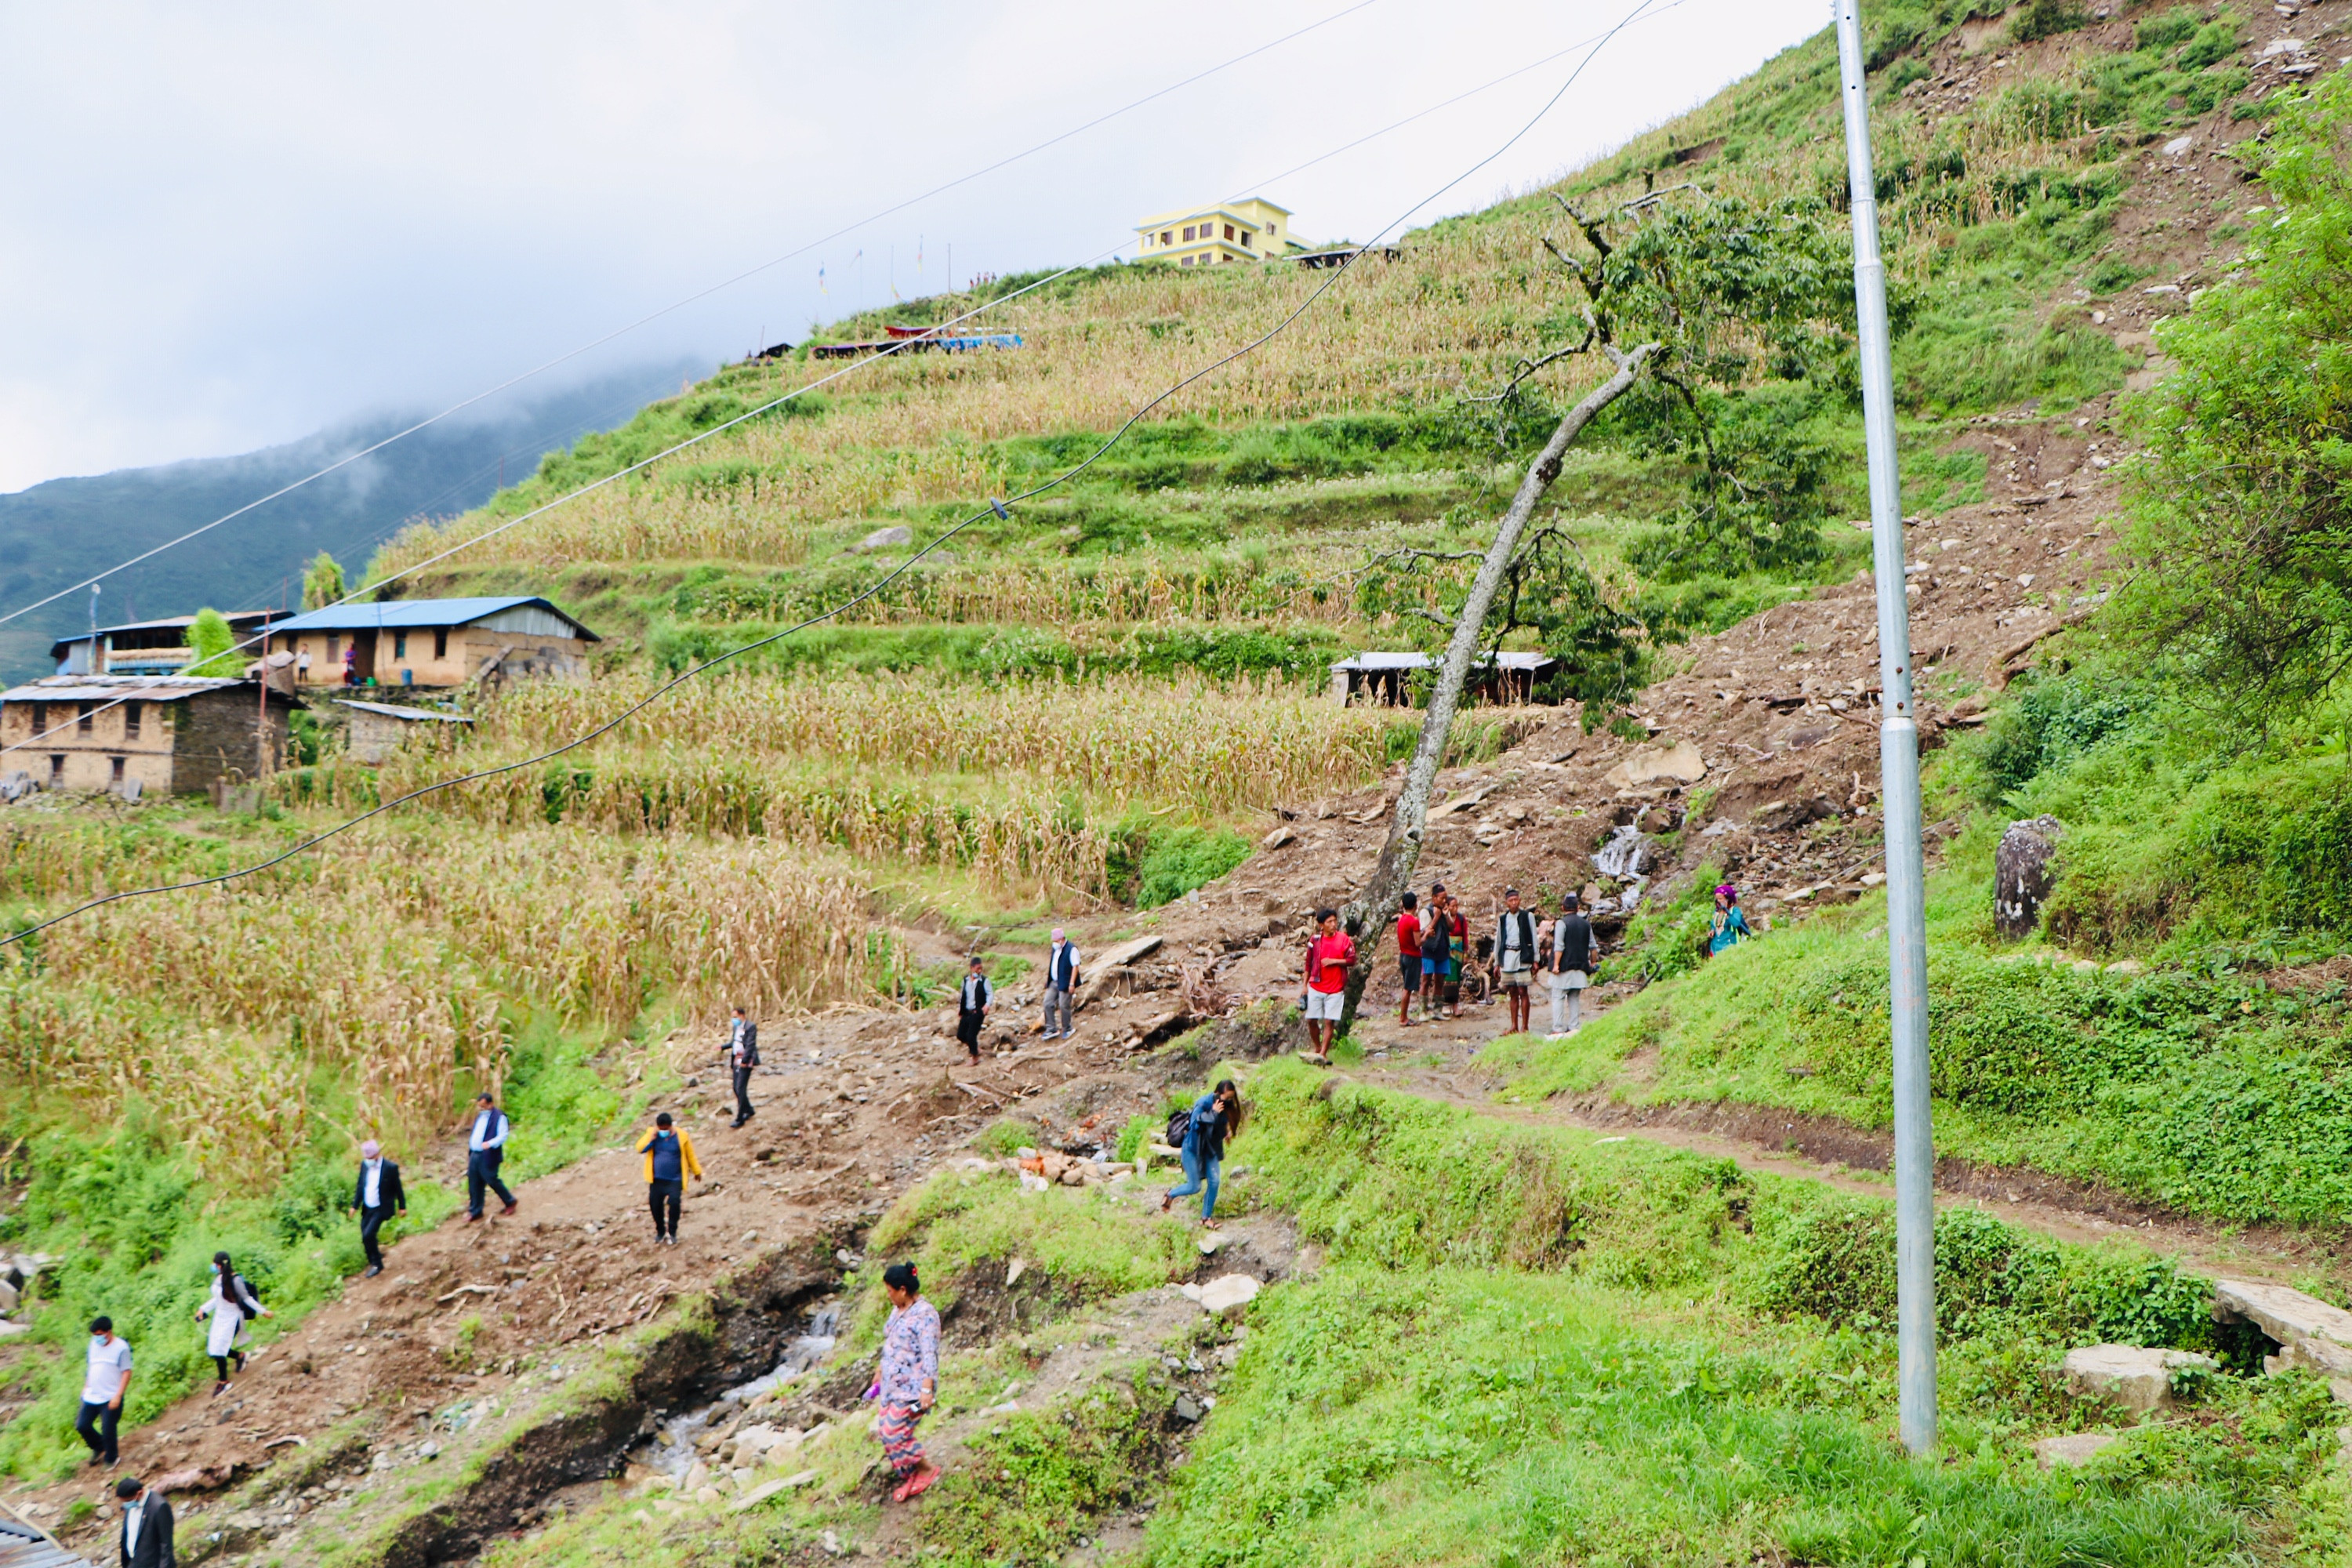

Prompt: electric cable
[
  {"left": 0, "top": 0, "right": 1381, "bottom": 633},
  {"left": 2, "top": 0, "right": 1665, "bottom": 949}
]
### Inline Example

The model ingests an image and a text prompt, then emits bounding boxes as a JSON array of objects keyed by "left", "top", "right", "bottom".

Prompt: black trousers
[
  {"left": 648, "top": 1178, "right": 682, "bottom": 1238},
  {"left": 956, "top": 1010, "right": 985, "bottom": 1054},
  {"left": 77, "top": 1399, "right": 118, "bottom": 1461},
  {"left": 731, "top": 1065, "right": 755, "bottom": 1122},
  {"left": 467, "top": 1149, "right": 514, "bottom": 1217},
  {"left": 359, "top": 1203, "right": 394, "bottom": 1269}
]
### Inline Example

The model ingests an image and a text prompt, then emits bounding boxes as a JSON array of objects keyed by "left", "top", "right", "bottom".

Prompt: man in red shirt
[
  {"left": 1301, "top": 908, "right": 1355, "bottom": 1063},
  {"left": 1393, "top": 891, "right": 1421, "bottom": 1028}
]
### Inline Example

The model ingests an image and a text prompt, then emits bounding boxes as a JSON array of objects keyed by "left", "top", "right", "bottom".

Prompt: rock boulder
[
  {"left": 2060, "top": 1344, "right": 2216, "bottom": 1412},
  {"left": 1995, "top": 815, "right": 2063, "bottom": 938}
]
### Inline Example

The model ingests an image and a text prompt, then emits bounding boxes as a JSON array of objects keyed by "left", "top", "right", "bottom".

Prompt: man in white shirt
[
  {"left": 348, "top": 1139, "right": 408, "bottom": 1277},
  {"left": 465, "top": 1093, "right": 517, "bottom": 1222},
  {"left": 115, "top": 1474, "right": 174, "bottom": 1568},
  {"left": 1495, "top": 887, "right": 1537, "bottom": 1036},
  {"left": 1041, "top": 931, "right": 1080, "bottom": 1041},
  {"left": 77, "top": 1316, "right": 132, "bottom": 1466}
]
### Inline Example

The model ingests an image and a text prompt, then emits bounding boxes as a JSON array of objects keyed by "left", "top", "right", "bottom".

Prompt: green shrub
[
  {"left": 918, "top": 1379, "right": 1167, "bottom": 1567},
  {"left": 1132, "top": 826, "right": 1250, "bottom": 909}
]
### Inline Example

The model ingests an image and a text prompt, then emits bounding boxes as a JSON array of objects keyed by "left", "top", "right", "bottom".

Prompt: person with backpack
[
  {"left": 1547, "top": 892, "right": 1594, "bottom": 1037},
  {"left": 1160, "top": 1078, "right": 1244, "bottom": 1229},
  {"left": 1393, "top": 891, "right": 1422, "bottom": 1027},
  {"left": 955, "top": 957, "right": 994, "bottom": 1062},
  {"left": 636, "top": 1112, "right": 704, "bottom": 1246},
  {"left": 724, "top": 1005, "right": 760, "bottom": 1128},
  {"left": 348, "top": 1138, "right": 407, "bottom": 1278},
  {"left": 192, "top": 1251, "right": 271, "bottom": 1394},
  {"left": 1495, "top": 887, "right": 1537, "bottom": 1036}
]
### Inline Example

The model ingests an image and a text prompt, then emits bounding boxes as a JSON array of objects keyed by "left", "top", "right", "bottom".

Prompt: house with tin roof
[
  {"left": 262, "top": 597, "right": 598, "bottom": 691},
  {"left": 0, "top": 674, "right": 303, "bottom": 798}
]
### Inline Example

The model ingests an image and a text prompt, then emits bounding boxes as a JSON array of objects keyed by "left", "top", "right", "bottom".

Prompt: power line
[
  {"left": 2, "top": 0, "right": 1662, "bottom": 949},
  {"left": 0, "top": 0, "right": 1381, "bottom": 634}
]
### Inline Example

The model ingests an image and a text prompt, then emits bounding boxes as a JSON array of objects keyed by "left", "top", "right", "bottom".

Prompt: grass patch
[{"left": 918, "top": 1377, "right": 1170, "bottom": 1566}]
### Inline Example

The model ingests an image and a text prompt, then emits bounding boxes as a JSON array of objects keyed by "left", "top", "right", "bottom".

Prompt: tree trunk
[{"left": 1338, "top": 345, "right": 1657, "bottom": 1031}]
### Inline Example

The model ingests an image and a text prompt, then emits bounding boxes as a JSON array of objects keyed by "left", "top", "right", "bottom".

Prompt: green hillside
[{"left": 8, "top": 2, "right": 2352, "bottom": 1562}]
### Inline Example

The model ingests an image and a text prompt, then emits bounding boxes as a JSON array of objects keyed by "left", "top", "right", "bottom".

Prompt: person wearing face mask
[
  {"left": 348, "top": 1139, "right": 407, "bottom": 1279},
  {"left": 192, "top": 1252, "right": 271, "bottom": 1395},
  {"left": 114, "top": 1474, "right": 175, "bottom": 1568},
  {"left": 77, "top": 1316, "right": 132, "bottom": 1467}
]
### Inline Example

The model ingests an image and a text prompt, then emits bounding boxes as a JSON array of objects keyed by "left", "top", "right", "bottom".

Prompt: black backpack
[{"left": 1164, "top": 1108, "right": 1194, "bottom": 1150}]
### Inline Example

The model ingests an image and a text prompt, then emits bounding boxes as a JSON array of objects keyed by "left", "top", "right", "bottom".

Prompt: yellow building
[{"left": 1134, "top": 197, "right": 1303, "bottom": 267}]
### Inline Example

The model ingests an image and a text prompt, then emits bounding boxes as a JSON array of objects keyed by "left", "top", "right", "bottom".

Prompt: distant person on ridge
[
  {"left": 953, "top": 956, "right": 994, "bottom": 1062},
  {"left": 1041, "top": 929, "right": 1080, "bottom": 1041},
  {"left": 1393, "top": 890, "right": 1421, "bottom": 1027},
  {"left": 1547, "top": 893, "right": 1594, "bottom": 1038},
  {"left": 193, "top": 1250, "right": 270, "bottom": 1394},
  {"left": 465, "top": 1092, "right": 517, "bottom": 1221},
  {"left": 872, "top": 1262, "right": 941, "bottom": 1503},
  {"left": 77, "top": 1316, "right": 131, "bottom": 1468},
  {"left": 637, "top": 1111, "right": 703, "bottom": 1247},
  {"left": 724, "top": 1005, "right": 759, "bottom": 1128},
  {"left": 1708, "top": 884, "right": 1753, "bottom": 956},
  {"left": 1301, "top": 908, "right": 1353, "bottom": 1062},
  {"left": 1496, "top": 887, "right": 1536, "bottom": 1036},
  {"left": 348, "top": 1138, "right": 407, "bottom": 1278}
]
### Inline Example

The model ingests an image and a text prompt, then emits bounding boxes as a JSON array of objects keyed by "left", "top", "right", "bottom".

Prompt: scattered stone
[
  {"left": 2214, "top": 1279, "right": 2352, "bottom": 1377},
  {"left": 0, "top": 1279, "right": 16, "bottom": 1312},
  {"left": 1601, "top": 739, "right": 1707, "bottom": 792},
  {"left": 2162, "top": 135, "right": 2195, "bottom": 157},
  {"left": 1262, "top": 826, "right": 1296, "bottom": 850},
  {"left": 1196, "top": 1274, "right": 1261, "bottom": 1320},
  {"left": 851, "top": 524, "right": 913, "bottom": 553},
  {"left": 2034, "top": 1432, "right": 2120, "bottom": 1469},
  {"left": 1994, "top": 815, "right": 2063, "bottom": 938},
  {"left": 1172, "top": 1394, "right": 1204, "bottom": 1424},
  {"left": 1006, "top": 1257, "right": 1027, "bottom": 1287},
  {"left": 0, "top": 1321, "right": 27, "bottom": 1339},
  {"left": 2061, "top": 1345, "right": 2216, "bottom": 1412},
  {"left": 822, "top": 1529, "right": 845, "bottom": 1556}
]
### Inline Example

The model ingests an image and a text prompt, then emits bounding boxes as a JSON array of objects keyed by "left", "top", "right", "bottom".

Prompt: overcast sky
[{"left": 0, "top": 0, "right": 1825, "bottom": 492}]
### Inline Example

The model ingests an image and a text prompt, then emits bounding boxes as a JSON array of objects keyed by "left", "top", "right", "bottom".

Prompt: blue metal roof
[{"left": 268, "top": 597, "right": 596, "bottom": 639}]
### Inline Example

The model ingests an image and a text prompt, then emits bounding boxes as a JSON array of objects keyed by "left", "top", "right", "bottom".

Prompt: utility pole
[{"left": 1833, "top": 0, "right": 1936, "bottom": 1456}]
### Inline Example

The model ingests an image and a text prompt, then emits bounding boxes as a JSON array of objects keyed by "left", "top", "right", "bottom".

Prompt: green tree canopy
[
  {"left": 301, "top": 551, "right": 347, "bottom": 611},
  {"left": 184, "top": 608, "right": 239, "bottom": 677}
]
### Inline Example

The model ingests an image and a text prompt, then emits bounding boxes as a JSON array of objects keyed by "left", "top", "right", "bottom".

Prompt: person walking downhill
[
  {"left": 1418, "top": 884, "right": 1446, "bottom": 1020},
  {"left": 114, "top": 1475, "right": 175, "bottom": 1568},
  {"left": 724, "top": 1005, "right": 760, "bottom": 1128},
  {"left": 1393, "top": 891, "right": 1422, "bottom": 1028},
  {"left": 349, "top": 1139, "right": 406, "bottom": 1278},
  {"left": 465, "top": 1092, "right": 517, "bottom": 1222},
  {"left": 193, "top": 1252, "right": 270, "bottom": 1395},
  {"left": 1041, "top": 929, "right": 1080, "bottom": 1041},
  {"left": 1495, "top": 887, "right": 1536, "bottom": 1036},
  {"left": 77, "top": 1316, "right": 132, "bottom": 1468},
  {"left": 1547, "top": 893, "right": 1595, "bottom": 1038},
  {"left": 1301, "top": 909, "right": 1353, "bottom": 1063},
  {"left": 1708, "top": 884, "right": 1753, "bottom": 956},
  {"left": 873, "top": 1262, "right": 941, "bottom": 1503},
  {"left": 636, "top": 1112, "right": 702, "bottom": 1247},
  {"left": 1160, "top": 1078, "right": 1243, "bottom": 1229},
  {"left": 955, "top": 957, "right": 994, "bottom": 1062}
]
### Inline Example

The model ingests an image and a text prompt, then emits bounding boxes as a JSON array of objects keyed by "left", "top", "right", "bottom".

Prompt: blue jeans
[{"left": 1166, "top": 1144, "right": 1221, "bottom": 1220}]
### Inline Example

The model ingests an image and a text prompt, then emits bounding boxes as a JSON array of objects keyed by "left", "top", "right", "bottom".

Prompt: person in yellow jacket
[{"left": 636, "top": 1112, "right": 703, "bottom": 1247}]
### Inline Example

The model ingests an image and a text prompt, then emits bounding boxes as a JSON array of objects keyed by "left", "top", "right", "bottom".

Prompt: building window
[
  {"left": 1161, "top": 230, "right": 1172, "bottom": 245},
  {"left": 1242, "top": 231, "right": 1254, "bottom": 248},
  {"left": 328, "top": 634, "right": 339, "bottom": 662},
  {"left": 434, "top": 628, "right": 448, "bottom": 660},
  {"left": 1224, "top": 223, "right": 1235, "bottom": 241},
  {"left": 1181, "top": 255, "right": 1193, "bottom": 266},
  {"left": 125, "top": 702, "right": 141, "bottom": 740},
  {"left": 110, "top": 757, "right": 125, "bottom": 787},
  {"left": 1181, "top": 226, "right": 1193, "bottom": 241},
  {"left": 77, "top": 702, "right": 93, "bottom": 733},
  {"left": 394, "top": 631, "right": 408, "bottom": 660},
  {"left": 31, "top": 702, "right": 46, "bottom": 735}
]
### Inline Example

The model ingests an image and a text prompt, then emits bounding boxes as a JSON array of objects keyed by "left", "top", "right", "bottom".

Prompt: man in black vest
[
  {"left": 115, "top": 1475, "right": 174, "bottom": 1568},
  {"left": 1041, "top": 929, "right": 1080, "bottom": 1041},
  {"left": 956, "top": 957, "right": 994, "bottom": 1062},
  {"left": 1547, "top": 893, "right": 1595, "bottom": 1037},
  {"left": 724, "top": 1005, "right": 760, "bottom": 1128},
  {"left": 1495, "top": 887, "right": 1537, "bottom": 1036},
  {"left": 348, "top": 1139, "right": 408, "bottom": 1278}
]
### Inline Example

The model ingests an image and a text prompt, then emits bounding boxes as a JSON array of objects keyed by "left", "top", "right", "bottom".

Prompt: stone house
[
  {"left": 262, "top": 596, "right": 599, "bottom": 692},
  {"left": 0, "top": 675, "right": 303, "bottom": 797}
]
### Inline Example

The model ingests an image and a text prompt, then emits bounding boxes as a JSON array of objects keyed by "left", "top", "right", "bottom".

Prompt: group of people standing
[{"left": 1389, "top": 884, "right": 1596, "bottom": 1037}]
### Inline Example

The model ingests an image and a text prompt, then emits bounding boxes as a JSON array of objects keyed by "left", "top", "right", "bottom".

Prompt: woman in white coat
[{"left": 193, "top": 1250, "right": 270, "bottom": 1394}]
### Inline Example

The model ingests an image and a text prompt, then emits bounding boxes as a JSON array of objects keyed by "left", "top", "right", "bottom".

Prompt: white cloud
[{"left": 0, "top": 0, "right": 1824, "bottom": 491}]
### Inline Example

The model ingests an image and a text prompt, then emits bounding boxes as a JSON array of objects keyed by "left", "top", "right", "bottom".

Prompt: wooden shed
[
  {"left": 0, "top": 675, "right": 303, "bottom": 798},
  {"left": 337, "top": 699, "right": 473, "bottom": 764},
  {"left": 1329, "top": 651, "right": 1557, "bottom": 706}
]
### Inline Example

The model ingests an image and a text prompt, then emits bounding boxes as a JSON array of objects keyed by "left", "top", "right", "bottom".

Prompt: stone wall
[{"left": 175, "top": 688, "right": 294, "bottom": 797}]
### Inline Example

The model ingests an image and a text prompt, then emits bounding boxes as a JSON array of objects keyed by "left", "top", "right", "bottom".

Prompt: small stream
[
  {"left": 636, "top": 1302, "right": 842, "bottom": 1481},
  {"left": 1592, "top": 823, "right": 1656, "bottom": 911}
]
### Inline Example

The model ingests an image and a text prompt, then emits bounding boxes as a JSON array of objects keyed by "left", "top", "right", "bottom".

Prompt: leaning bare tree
[{"left": 1335, "top": 185, "right": 1860, "bottom": 1030}]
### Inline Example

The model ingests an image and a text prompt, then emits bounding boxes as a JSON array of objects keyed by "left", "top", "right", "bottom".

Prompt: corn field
[{"left": 1, "top": 823, "right": 885, "bottom": 1172}]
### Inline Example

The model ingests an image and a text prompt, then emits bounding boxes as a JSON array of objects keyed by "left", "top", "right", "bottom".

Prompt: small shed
[
  {"left": 0, "top": 675, "right": 303, "bottom": 798},
  {"left": 263, "top": 596, "right": 599, "bottom": 691},
  {"left": 1330, "top": 651, "right": 1558, "bottom": 706},
  {"left": 338, "top": 699, "right": 473, "bottom": 764}
]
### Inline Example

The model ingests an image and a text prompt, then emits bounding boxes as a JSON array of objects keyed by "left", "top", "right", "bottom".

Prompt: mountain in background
[{"left": 0, "top": 360, "right": 703, "bottom": 684}]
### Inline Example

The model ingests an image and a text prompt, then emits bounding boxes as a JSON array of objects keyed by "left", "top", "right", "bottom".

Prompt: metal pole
[{"left": 1832, "top": 0, "right": 1936, "bottom": 1456}]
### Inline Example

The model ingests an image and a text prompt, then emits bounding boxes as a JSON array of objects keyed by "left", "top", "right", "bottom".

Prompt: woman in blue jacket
[{"left": 1160, "top": 1079, "right": 1244, "bottom": 1229}]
